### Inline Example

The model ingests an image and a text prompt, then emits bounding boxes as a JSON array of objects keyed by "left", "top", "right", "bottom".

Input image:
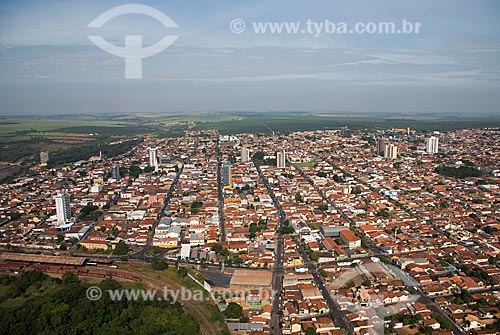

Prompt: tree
[
  {"left": 177, "top": 267, "right": 188, "bottom": 279},
  {"left": 0, "top": 270, "right": 200, "bottom": 334},
  {"left": 333, "top": 175, "right": 343, "bottom": 182},
  {"left": 435, "top": 165, "right": 482, "bottom": 178},
  {"left": 305, "top": 328, "right": 317, "bottom": 335},
  {"left": 352, "top": 187, "right": 362, "bottom": 195},
  {"left": 318, "top": 204, "right": 328, "bottom": 211},
  {"left": 309, "top": 250, "right": 318, "bottom": 262},
  {"left": 224, "top": 302, "right": 243, "bottom": 319},
  {"left": 252, "top": 151, "right": 265, "bottom": 162},
  {"left": 376, "top": 208, "right": 390, "bottom": 218},
  {"left": 113, "top": 240, "right": 129, "bottom": 255},
  {"left": 128, "top": 165, "right": 142, "bottom": 178},
  {"left": 151, "top": 257, "right": 169, "bottom": 271},
  {"left": 10, "top": 212, "right": 22, "bottom": 220},
  {"left": 211, "top": 243, "right": 223, "bottom": 254},
  {"left": 484, "top": 226, "right": 498, "bottom": 235},
  {"left": 62, "top": 272, "right": 80, "bottom": 285},
  {"left": 190, "top": 201, "right": 203, "bottom": 214},
  {"left": 281, "top": 219, "right": 295, "bottom": 234},
  {"left": 460, "top": 289, "right": 473, "bottom": 303}
]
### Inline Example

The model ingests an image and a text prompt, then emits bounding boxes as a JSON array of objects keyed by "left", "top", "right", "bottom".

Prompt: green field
[
  {"left": 0, "top": 115, "right": 157, "bottom": 165},
  {"left": 192, "top": 111, "right": 500, "bottom": 134},
  {"left": 1, "top": 111, "right": 499, "bottom": 165},
  {"left": 3, "top": 112, "right": 499, "bottom": 141},
  {"left": 0, "top": 118, "right": 129, "bottom": 142}
]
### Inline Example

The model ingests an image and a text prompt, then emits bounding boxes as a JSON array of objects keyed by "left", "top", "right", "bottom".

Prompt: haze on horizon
[{"left": 1, "top": 0, "right": 500, "bottom": 116}]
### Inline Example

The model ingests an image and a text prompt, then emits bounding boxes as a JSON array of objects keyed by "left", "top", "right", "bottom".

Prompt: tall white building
[
  {"left": 40, "top": 151, "right": 49, "bottom": 165},
  {"left": 276, "top": 150, "right": 286, "bottom": 168},
  {"left": 148, "top": 147, "right": 159, "bottom": 168},
  {"left": 55, "top": 192, "right": 71, "bottom": 225},
  {"left": 241, "top": 147, "right": 250, "bottom": 163},
  {"left": 384, "top": 144, "right": 398, "bottom": 159},
  {"left": 426, "top": 136, "right": 439, "bottom": 154}
]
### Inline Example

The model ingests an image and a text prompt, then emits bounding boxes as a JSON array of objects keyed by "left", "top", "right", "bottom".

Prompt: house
[
  {"left": 422, "top": 319, "right": 440, "bottom": 330},
  {"left": 189, "top": 233, "right": 205, "bottom": 246},
  {"left": 80, "top": 239, "right": 110, "bottom": 250},
  {"left": 152, "top": 237, "right": 178, "bottom": 248}
]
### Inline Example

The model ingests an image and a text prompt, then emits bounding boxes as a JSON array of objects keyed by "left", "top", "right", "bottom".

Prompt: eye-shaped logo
[{"left": 88, "top": 3, "right": 178, "bottom": 79}]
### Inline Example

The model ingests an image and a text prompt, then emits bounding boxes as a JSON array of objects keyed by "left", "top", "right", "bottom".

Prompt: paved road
[
  {"left": 139, "top": 140, "right": 198, "bottom": 257},
  {"left": 298, "top": 240, "right": 354, "bottom": 335},
  {"left": 294, "top": 154, "right": 465, "bottom": 334},
  {"left": 253, "top": 159, "right": 285, "bottom": 335},
  {"left": 145, "top": 166, "right": 184, "bottom": 247},
  {"left": 215, "top": 135, "right": 226, "bottom": 242},
  {"left": 416, "top": 287, "right": 465, "bottom": 335}
]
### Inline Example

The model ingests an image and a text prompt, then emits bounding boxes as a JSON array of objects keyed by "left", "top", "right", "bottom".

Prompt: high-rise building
[
  {"left": 40, "top": 151, "right": 49, "bottom": 165},
  {"left": 384, "top": 144, "right": 398, "bottom": 159},
  {"left": 112, "top": 164, "right": 121, "bottom": 180},
  {"left": 376, "top": 138, "right": 386, "bottom": 156},
  {"left": 426, "top": 136, "right": 439, "bottom": 154},
  {"left": 55, "top": 191, "right": 71, "bottom": 225},
  {"left": 148, "top": 147, "right": 159, "bottom": 168},
  {"left": 223, "top": 161, "right": 232, "bottom": 186},
  {"left": 241, "top": 147, "right": 250, "bottom": 163},
  {"left": 276, "top": 150, "right": 286, "bottom": 168}
]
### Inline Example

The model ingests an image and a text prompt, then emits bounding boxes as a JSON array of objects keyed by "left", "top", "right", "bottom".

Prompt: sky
[{"left": 0, "top": 0, "right": 500, "bottom": 115}]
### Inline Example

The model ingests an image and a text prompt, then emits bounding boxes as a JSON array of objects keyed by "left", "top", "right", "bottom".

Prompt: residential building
[
  {"left": 426, "top": 136, "right": 439, "bottom": 154},
  {"left": 376, "top": 137, "right": 385, "bottom": 156},
  {"left": 384, "top": 144, "right": 398, "bottom": 159},
  {"left": 223, "top": 161, "right": 232, "bottom": 186},
  {"left": 112, "top": 164, "right": 120, "bottom": 180},
  {"left": 148, "top": 147, "right": 159, "bottom": 168},
  {"left": 55, "top": 191, "right": 71, "bottom": 225},
  {"left": 277, "top": 150, "right": 286, "bottom": 168},
  {"left": 40, "top": 151, "right": 49, "bottom": 165},
  {"left": 241, "top": 146, "right": 250, "bottom": 163}
]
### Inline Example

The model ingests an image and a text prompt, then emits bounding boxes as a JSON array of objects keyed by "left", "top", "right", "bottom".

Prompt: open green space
[
  {"left": 193, "top": 111, "right": 500, "bottom": 134},
  {"left": 0, "top": 118, "right": 128, "bottom": 141}
]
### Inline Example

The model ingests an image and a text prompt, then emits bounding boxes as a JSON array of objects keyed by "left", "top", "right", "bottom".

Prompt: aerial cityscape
[
  {"left": 1, "top": 0, "right": 500, "bottom": 335},
  {"left": 1, "top": 118, "right": 499, "bottom": 335}
]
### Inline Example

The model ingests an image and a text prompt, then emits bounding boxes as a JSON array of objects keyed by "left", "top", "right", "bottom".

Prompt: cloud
[{"left": 367, "top": 52, "right": 457, "bottom": 65}]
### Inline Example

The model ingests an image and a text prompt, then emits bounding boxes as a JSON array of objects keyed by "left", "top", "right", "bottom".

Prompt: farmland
[
  {"left": 1, "top": 111, "right": 499, "bottom": 166},
  {"left": 0, "top": 115, "right": 156, "bottom": 165}
]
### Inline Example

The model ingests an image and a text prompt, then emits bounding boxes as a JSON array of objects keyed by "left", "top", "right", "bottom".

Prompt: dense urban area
[{"left": 1, "top": 126, "right": 500, "bottom": 335}]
